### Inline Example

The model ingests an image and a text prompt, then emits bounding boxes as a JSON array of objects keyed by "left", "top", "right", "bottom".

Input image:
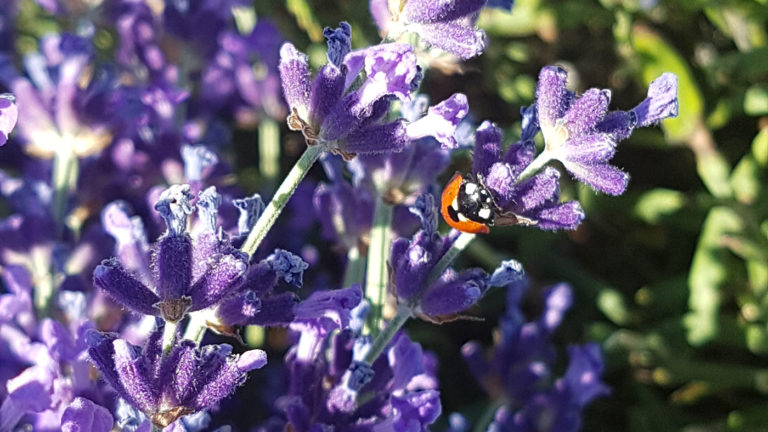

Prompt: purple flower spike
[
  {"left": 406, "top": 93, "right": 469, "bottom": 149},
  {"left": 279, "top": 43, "right": 312, "bottom": 121},
  {"left": 377, "top": 0, "right": 488, "bottom": 59},
  {"left": 280, "top": 24, "right": 421, "bottom": 158},
  {"left": 95, "top": 185, "right": 253, "bottom": 322},
  {"left": 154, "top": 184, "right": 194, "bottom": 237},
  {"left": 181, "top": 145, "right": 219, "bottom": 183},
  {"left": 233, "top": 193, "right": 265, "bottom": 236},
  {"left": 87, "top": 327, "right": 266, "bottom": 429},
  {"left": 266, "top": 249, "right": 309, "bottom": 287},
  {"left": 413, "top": 21, "right": 488, "bottom": 60},
  {"left": 533, "top": 66, "right": 679, "bottom": 195},
  {"left": 61, "top": 397, "right": 113, "bottom": 432},
  {"left": 324, "top": 22, "right": 352, "bottom": 68},
  {"left": 93, "top": 258, "right": 161, "bottom": 316},
  {"left": 631, "top": 72, "right": 679, "bottom": 127},
  {"left": 0, "top": 93, "right": 18, "bottom": 146},
  {"left": 392, "top": 195, "right": 524, "bottom": 322}
]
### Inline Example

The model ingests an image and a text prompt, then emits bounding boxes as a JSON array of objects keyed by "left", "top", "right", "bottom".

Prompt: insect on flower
[{"left": 440, "top": 172, "right": 531, "bottom": 234}]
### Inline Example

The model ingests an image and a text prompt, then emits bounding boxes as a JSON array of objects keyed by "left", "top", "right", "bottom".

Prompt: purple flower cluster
[
  {"left": 462, "top": 282, "right": 610, "bottom": 431},
  {"left": 0, "top": 0, "right": 680, "bottom": 430}
]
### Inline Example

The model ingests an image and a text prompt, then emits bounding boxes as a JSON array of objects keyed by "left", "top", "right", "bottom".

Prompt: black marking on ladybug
[{"left": 455, "top": 178, "right": 496, "bottom": 225}]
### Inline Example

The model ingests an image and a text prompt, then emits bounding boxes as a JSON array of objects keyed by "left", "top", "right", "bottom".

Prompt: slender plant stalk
[
  {"left": 515, "top": 151, "right": 552, "bottom": 184},
  {"left": 52, "top": 147, "right": 78, "bottom": 236},
  {"left": 364, "top": 306, "right": 410, "bottom": 365},
  {"left": 183, "top": 313, "right": 208, "bottom": 346},
  {"left": 343, "top": 245, "right": 367, "bottom": 288},
  {"left": 425, "top": 231, "right": 476, "bottom": 285},
  {"left": 363, "top": 197, "right": 393, "bottom": 335},
  {"left": 161, "top": 320, "right": 178, "bottom": 357},
  {"left": 37, "top": 147, "right": 79, "bottom": 317},
  {"left": 240, "top": 144, "right": 323, "bottom": 258},
  {"left": 473, "top": 397, "right": 508, "bottom": 432},
  {"left": 258, "top": 118, "right": 281, "bottom": 191}
]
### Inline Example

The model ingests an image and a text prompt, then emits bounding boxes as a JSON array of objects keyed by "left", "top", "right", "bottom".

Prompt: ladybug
[
  {"left": 440, "top": 173, "right": 529, "bottom": 234},
  {"left": 440, "top": 173, "right": 496, "bottom": 234}
]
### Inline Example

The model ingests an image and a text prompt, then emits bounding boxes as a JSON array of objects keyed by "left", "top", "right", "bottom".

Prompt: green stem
[
  {"left": 183, "top": 313, "right": 208, "bottom": 346},
  {"left": 472, "top": 398, "right": 508, "bottom": 432},
  {"left": 161, "top": 320, "right": 178, "bottom": 357},
  {"left": 52, "top": 147, "right": 78, "bottom": 236},
  {"left": 364, "top": 197, "right": 394, "bottom": 335},
  {"left": 425, "top": 232, "right": 476, "bottom": 286},
  {"left": 364, "top": 306, "right": 410, "bottom": 365},
  {"left": 515, "top": 151, "right": 552, "bottom": 184},
  {"left": 240, "top": 145, "right": 323, "bottom": 258},
  {"left": 258, "top": 118, "right": 281, "bottom": 191},
  {"left": 343, "top": 245, "right": 367, "bottom": 288},
  {"left": 37, "top": 148, "right": 79, "bottom": 317}
]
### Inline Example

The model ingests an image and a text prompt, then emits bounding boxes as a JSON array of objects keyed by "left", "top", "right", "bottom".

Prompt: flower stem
[
  {"left": 425, "top": 231, "right": 476, "bottom": 286},
  {"left": 363, "top": 197, "right": 393, "bottom": 335},
  {"left": 343, "top": 245, "right": 367, "bottom": 289},
  {"left": 515, "top": 151, "right": 552, "bottom": 184},
  {"left": 240, "top": 144, "right": 323, "bottom": 258},
  {"left": 364, "top": 306, "right": 410, "bottom": 365},
  {"left": 183, "top": 313, "right": 208, "bottom": 346},
  {"left": 161, "top": 320, "right": 178, "bottom": 357},
  {"left": 472, "top": 397, "right": 508, "bottom": 432},
  {"left": 52, "top": 147, "right": 78, "bottom": 237},
  {"left": 258, "top": 118, "right": 281, "bottom": 191}
]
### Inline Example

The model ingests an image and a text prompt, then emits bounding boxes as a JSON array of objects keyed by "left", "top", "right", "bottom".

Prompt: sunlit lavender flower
[
  {"left": 472, "top": 118, "right": 586, "bottom": 230},
  {"left": 279, "top": 22, "right": 421, "bottom": 159},
  {"left": 1, "top": 34, "right": 112, "bottom": 159},
  {"left": 94, "top": 185, "right": 248, "bottom": 322},
  {"left": 370, "top": 0, "right": 488, "bottom": 59},
  {"left": 533, "top": 66, "right": 678, "bottom": 195},
  {"left": 61, "top": 397, "right": 114, "bottom": 432},
  {"left": 86, "top": 323, "right": 266, "bottom": 428},
  {"left": 391, "top": 194, "right": 525, "bottom": 322}
]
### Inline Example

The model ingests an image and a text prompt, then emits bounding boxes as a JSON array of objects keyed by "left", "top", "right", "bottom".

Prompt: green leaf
[
  {"left": 632, "top": 26, "right": 703, "bottom": 142},
  {"left": 698, "top": 151, "right": 734, "bottom": 199},
  {"left": 684, "top": 207, "right": 743, "bottom": 346},
  {"left": 744, "top": 85, "right": 768, "bottom": 116},
  {"left": 598, "top": 288, "right": 631, "bottom": 326},
  {"left": 730, "top": 155, "right": 761, "bottom": 204},
  {"left": 286, "top": 0, "right": 324, "bottom": 42},
  {"left": 633, "top": 189, "right": 686, "bottom": 224},
  {"left": 751, "top": 127, "right": 768, "bottom": 167}
]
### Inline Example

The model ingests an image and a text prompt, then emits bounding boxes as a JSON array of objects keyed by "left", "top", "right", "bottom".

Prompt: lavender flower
[
  {"left": 0, "top": 93, "right": 18, "bottom": 146},
  {"left": 532, "top": 66, "right": 678, "bottom": 195},
  {"left": 86, "top": 324, "right": 266, "bottom": 428},
  {"left": 271, "top": 286, "right": 441, "bottom": 431},
  {"left": 463, "top": 283, "right": 610, "bottom": 432},
  {"left": 93, "top": 185, "right": 248, "bottom": 322},
  {"left": 279, "top": 22, "right": 426, "bottom": 159},
  {"left": 391, "top": 194, "right": 525, "bottom": 322},
  {"left": 206, "top": 249, "right": 308, "bottom": 335},
  {"left": 350, "top": 95, "right": 459, "bottom": 205},
  {"left": 471, "top": 119, "right": 586, "bottom": 230},
  {"left": 1, "top": 34, "right": 112, "bottom": 159},
  {"left": 370, "top": 0, "right": 488, "bottom": 59},
  {"left": 61, "top": 397, "right": 114, "bottom": 432}
]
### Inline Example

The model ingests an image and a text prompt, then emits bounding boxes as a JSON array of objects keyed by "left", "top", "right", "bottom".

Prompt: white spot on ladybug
[
  {"left": 478, "top": 208, "right": 492, "bottom": 220},
  {"left": 464, "top": 183, "right": 478, "bottom": 195}
]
